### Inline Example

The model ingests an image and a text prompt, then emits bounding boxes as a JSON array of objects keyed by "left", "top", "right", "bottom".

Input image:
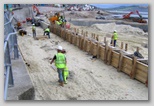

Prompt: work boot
[
  {"left": 59, "top": 82, "right": 64, "bottom": 87},
  {"left": 64, "top": 81, "right": 67, "bottom": 84}
]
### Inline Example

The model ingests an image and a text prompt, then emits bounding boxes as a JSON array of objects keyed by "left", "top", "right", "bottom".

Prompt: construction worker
[
  {"left": 110, "top": 30, "right": 118, "bottom": 47},
  {"left": 32, "top": 24, "right": 36, "bottom": 39},
  {"left": 50, "top": 46, "right": 67, "bottom": 87},
  {"left": 61, "top": 49, "right": 69, "bottom": 84},
  {"left": 44, "top": 26, "right": 50, "bottom": 39},
  {"left": 9, "top": 8, "right": 14, "bottom": 15},
  {"left": 63, "top": 66, "right": 69, "bottom": 84},
  {"left": 16, "top": 22, "right": 22, "bottom": 30}
]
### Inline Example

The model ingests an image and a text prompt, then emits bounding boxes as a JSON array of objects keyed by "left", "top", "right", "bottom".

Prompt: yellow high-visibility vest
[
  {"left": 55, "top": 53, "right": 66, "bottom": 68},
  {"left": 114, "top": 32, "right": 118, "bottom": 40}
]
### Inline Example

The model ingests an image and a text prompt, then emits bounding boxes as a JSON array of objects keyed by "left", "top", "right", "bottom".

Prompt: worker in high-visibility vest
[
  {"left": 44, "top": 26, "right": 50, "bottom": 39},
  {"left": 63, "top": 66, "right": 69, "bottom": 84},
  {"left": 110, "top": 30, "right": 118, "bottom": 47},
  {"left": 50, "top": 46, "right": 67, "bottom": 87},
  {"left": 32, "top": 24, "right": 36, "bottom": 39},
  {"left": 9, "top": 8, "right": 14, "bottom": 15}
]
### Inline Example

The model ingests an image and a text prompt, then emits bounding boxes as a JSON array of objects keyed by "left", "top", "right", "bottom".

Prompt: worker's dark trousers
[
  {"left": 44, "top": 31, "right": 50, "bottom": 39},
  {"left": 110, "top": 40, "right": 117, "bottom": 47},
  {"left": 33, "top": 31, "right": 36, "bottom": 38}
]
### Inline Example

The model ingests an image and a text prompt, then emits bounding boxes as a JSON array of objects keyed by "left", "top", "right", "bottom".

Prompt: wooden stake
[
  {"left": 117, "top": 51, "right": 123, "bottom": 72},
  {"left": 94, "top": 34, "right": 96, "bottom": 39},
  {"left": 125, "top": 43, "right": 128, "bottom": 51},
  {"left": 108, "top": 47, "right": 113, "bottom": 65},
  {"left": 85, "top": 31, "right": 88, "bottom": 37},
  {"left": 96, "top": 35, "right": 99, "bottom": 41},
  {"left": 97, "top": 42, "right": 100, "bottom": 59},
  {"left": 130, "top": 56, "right": 137, "bottom": 79},
  {"left": 81, "top": 30, "right": 83, "bottom": 35},
  {"left": 91, "top": 33, "right": 93, "bottom": 38},
  {"left": 104, "top": 37, "right": 106, "bottom": 43},
  {"left": 104, "top": 41, "right": 108, "bottom": 64},
  {"left": 121, "top": 42, "right": 123, "bottom": 49},
  {"left": 74, "top": 28, "right": 76, "bottom": 33}
]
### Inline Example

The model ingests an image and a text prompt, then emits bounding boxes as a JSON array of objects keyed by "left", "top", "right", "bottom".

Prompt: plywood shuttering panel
[
  {"left": 68, "top": 32, "right": 72, "bottom": 43},
  {"left": 73, "top": 35, "right": 77, "bottom": 46},
  {"left": 91, "top": 42, "right": 98, "bottom": 56},
  {"left": 99, "top": 45, "right": 105, "bottom": 61},
  {"left": 57, "top": 27, "right": 61, "bottom": 36},
  {"left": 111, "top": 51, "right": 120, "bottom": 68},
  {"left": 76, "top": 36, "right": 80, "bottom": 47},
  {"left": 83, "top": 39, "right": 88, "bottom": 51},
  {"left": 135, "top": 61, "right": 148, "bottom": 83},
  {"left": 71, "top": 34, "right": 76, "bottom": 45},
  {"left": 85, "top": 40, "right": 91, "bottom": 53},
  {"left": 121, "top": 56, "right": 133, "bottom": 75},
  {"left": 50, "top": 25, "right": 54, "bottom": 33},
  {"left": 53, "top": 26, "right": 57, "bottom": 34},
  {"left": 60, "top": 29, "right": 64, "bottom": 38}
]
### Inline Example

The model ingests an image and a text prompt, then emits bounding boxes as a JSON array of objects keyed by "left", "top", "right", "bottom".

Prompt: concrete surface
[{"left": 7, "top": 52, "right": 34, "bottom": 100}]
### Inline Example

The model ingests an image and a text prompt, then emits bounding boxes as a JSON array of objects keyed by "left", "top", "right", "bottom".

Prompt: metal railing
[{"left": 4, "top": 11, "right": 19, "bottom": 100}]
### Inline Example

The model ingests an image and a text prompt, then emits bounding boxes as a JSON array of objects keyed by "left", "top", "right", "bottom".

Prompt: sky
[{"left": 91, "top": 4, "right": 148, "bottom": 9}]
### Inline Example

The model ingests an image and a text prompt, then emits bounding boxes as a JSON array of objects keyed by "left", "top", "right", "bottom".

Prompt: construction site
[{"left": 4, "top": 4, "right": 148, "bottom": 100}]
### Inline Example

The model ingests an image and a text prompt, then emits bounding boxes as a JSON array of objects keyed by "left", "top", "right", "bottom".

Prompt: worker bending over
[
  {"left": 32, "top": 24, "right": 36, "bottom": 39},
  {"left": 44, "top": 26, "right": 50, "bottom": 39},
  {"left": 110, "top": 30, "right": 118, "bottom": 47},
  {"left": 50, "top": 46, "right": 67, "bottom": 87}
]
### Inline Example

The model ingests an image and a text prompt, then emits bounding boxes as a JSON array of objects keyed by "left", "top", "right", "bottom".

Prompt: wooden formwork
[
  {"left": 79, "top": 36, "right": 85, "bottom": 50},
  {"left": 71, "top": 34, "right": 75, "bottom": 44},
  {"left": 49, "top": 25, "right": 149, "bottom": 86},
  {"left": 66, "top": 32, "right": 71, "bottom": 43},
  {"left": 99, "top": 45, "right": 106, "bottom": 61},
  {"left": 60, "top": 28, "right": 64, "bottom": 38},
  {"left": 53, "top": 26, "right": 57, "bottom": 34},
  {"left": 50, "top": 25, "right": 54, "bottom": 33},
  {"left": 73, "top": 35, "right": 77, "bottom": 46},
  {"left": 121, "top": 55, "right": 133, "bottom": 75},
  {"left": 85, "top": 39, "right": 91, "bottom": 53},
  {"left": 110, "top": 50, "right": 120, "bottom": 68},
  {"left": 83, "top": 38, "right": 88, "bottom": 51},
  {"left": 65, "top": 30, "right": 69, "bottom": 41},
  {"left": 76, "top": 35, "right": 80, "bottom": 47},
  {"left": 90, "top": 42, "right": 98, "bottom": 56},
  {"left": 56, "top": 26, "right": 61, "bottom": 36},
  {"left": 135, "top": 61, "right": 148, "bottom": 84},
  {"left": 129, "top": 58, "right": 148, "bottom": 85},
  {"left": 60, "top": 29, "right": 65, "bottom": 39},
  {"left": 62, "top": 29, "right": 68, "bottom": 40}
]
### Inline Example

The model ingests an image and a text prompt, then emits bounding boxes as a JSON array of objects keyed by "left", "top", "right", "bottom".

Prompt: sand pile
[{"left": 91, "top": 23, "right": 146, "bottom": 36}]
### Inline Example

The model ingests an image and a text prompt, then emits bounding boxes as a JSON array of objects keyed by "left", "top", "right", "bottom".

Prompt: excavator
[
  {"left": 32, "top": 5, "right": 43, "bottom": 16},
  {"left": 123, "top": 10, "right": 147, "bottom": 23}
]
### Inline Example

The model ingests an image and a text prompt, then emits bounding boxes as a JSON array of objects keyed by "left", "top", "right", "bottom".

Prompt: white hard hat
[
  {"left": 57, "top": 46, "right": 63, "bottom": 51},
  {"left": 114, "top": 30, "right": 117, "bottom": 32},
  {"left": 33, "top": 24, "right": 35, "bottom": 25}
]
